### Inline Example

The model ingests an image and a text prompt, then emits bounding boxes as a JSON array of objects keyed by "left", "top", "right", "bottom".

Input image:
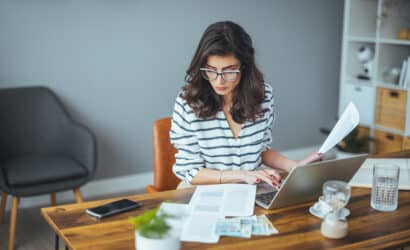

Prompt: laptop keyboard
[{"left": 256, "top": 191, "right": 277, "bottom": 206}]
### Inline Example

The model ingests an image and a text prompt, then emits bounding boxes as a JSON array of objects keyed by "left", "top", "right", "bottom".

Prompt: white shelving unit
[{"left": 339, "top": 0, "right": 410, "bottom": 152}]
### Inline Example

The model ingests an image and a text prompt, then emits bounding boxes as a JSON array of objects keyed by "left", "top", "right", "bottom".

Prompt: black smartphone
[{"left": 86, "top": 199, "right": 142, "bottom": 219}]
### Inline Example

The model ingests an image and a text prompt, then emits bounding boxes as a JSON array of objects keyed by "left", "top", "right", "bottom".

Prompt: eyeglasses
[{"left": 199, "top": 68, "right": 241, "bottom": 82}]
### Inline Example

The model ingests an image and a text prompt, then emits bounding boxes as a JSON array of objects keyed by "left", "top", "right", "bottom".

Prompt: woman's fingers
[
  {"left": 262, "top": 169, "right": 281, "bottom": 181},
  {"left": 311, "top": 152, "right": 325, "bottom": 162},
  {"left": 255, "top": 171, "right": 280, "bottom": 187},
  {"left": 252, "top": 172, "right": 272, "bottom": 185},
  {"left": 300, "top": 152, "right": 324, "bottom": 165},
  {"left": 318, "top": 153, "right": 325, "bottom": 161},
  {"left": 242, "top": 170, "right": 281, "bottom": 187},
  {"left": 242, "top": 172, "right": 263, "bottom": 185}
]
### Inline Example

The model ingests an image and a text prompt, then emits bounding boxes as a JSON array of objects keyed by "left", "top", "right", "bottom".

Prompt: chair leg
[
  {"left": 50, "top": 193, "right": 57, "bottom": 206},
  {"left": 8, "top": 196, "right": 19, "bottom": 250},
  {"left": 0, "top": 192, "right": 7, "bottom": 224},
  {"left": 73, "top": 188, "right": 83, "bottom": 203}
]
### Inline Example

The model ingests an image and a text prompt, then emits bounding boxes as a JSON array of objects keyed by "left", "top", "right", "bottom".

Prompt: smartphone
[{"left": 86, "top": 199, "right": 142, "bottom": 219}]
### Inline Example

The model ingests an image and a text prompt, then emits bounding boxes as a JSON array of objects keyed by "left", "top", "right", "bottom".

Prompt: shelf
[
  {"left": 345, "top": 78, "right": 374, "bottom": 87},
  {"left": 348, "top": 36, "right": 376, "bottom": 43},
  {"left": 346, "top": 43, "right": 376, "bottom": 80},
  {"left": 348, "top": 0, "right": 378, "bottom": 38},
  {"left": 341, "top": 0, "right": 410, "bottom": 139},
  {"left": 374, "top": 125, "right": 405, "bottom": 136},
  {"left": 377, "top": 44, "right": 410, "bottom": 83},
  {"left": 377, "top": 82, "right": 406, "bottom": 90},
  {"left": 379, "top": 38, "right": 410, "bottom": 46},
  {"left": 378, "top": 0, "right": 410, "bottom": 40}
]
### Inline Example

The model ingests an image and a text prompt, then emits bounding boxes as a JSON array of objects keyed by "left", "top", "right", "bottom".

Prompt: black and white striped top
[{"left": 170, "top": 83, "right": 275, "bottom": 183}]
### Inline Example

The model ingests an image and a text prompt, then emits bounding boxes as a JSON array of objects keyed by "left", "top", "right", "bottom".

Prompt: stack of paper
[
  {"left": 349, "top": 158, "right": 410, "bottom": 190},
  {"left": 180, "top": 184, "right": 256, "bottom": 243}
]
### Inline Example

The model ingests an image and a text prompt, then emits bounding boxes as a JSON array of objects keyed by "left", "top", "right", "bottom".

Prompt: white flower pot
[{"left": 135, "top": 231, "right": 180, "bottom": 250}]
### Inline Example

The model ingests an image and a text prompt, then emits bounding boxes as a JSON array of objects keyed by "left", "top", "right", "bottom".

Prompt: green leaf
[
  {"left": 129, "top": 208, "right": 158, "bottom": 230},
  {"left": 129, "top": 207, "right": 171, "bottom": 239}
]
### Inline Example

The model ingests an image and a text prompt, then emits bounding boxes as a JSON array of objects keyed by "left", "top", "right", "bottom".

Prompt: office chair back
[
  {"left": 0, "top": 87, "right": 70, "bottom": 159},
  {"left": 146, "top": 117, "right": 179, "bottom": 192},
  {"left": 0, "top": 86, "right": 97, "bottom": 196}
]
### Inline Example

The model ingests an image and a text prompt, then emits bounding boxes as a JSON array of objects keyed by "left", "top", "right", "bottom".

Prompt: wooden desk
[
  {"left": 42, "top": 149, "right": 410, "bottom": 250},
  {"left": 42, "top": 186, "right": 410, "bottom": 250}
]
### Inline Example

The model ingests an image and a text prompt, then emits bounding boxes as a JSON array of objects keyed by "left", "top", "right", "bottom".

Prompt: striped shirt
[{"left": 170, "top": 83, "right": 275, "bottom": 183}]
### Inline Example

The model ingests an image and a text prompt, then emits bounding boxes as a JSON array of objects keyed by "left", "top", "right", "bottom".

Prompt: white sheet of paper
[
  {"left": 180, "top": 186, "right": 224, "bottom": 243},
  {"left": 180, "top": 184, "right": 256, "bottom": 243},
  {"left": 180, "top": 212, "right": 222, "bottom": 243},
  {"left": 319, "top": 102, "right": 360, "bottom": 154},
  {"left": 158, "top": 202, "right": 190, "bottom": 237},
  {"left": 349, "top": 158, "right": 410, "bottom": 190},
  {"left": 222, "top": 185, "right": 256, "bottom": 217},
  {"left": 189, "top": 184, "right": 256, "bottom": 217}
]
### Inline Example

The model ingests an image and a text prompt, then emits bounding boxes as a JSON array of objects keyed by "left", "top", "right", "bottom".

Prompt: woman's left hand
[{"left": 297, "top": 152, "right": 324, "bottom": 166}]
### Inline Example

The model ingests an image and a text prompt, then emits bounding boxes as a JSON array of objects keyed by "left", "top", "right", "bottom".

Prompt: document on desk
[
  {"left": 319, "top": 102, "right": 360, "bottom": 154},
  {"left": 350, "top": 158, "right": 410, "bottom": 190},
  {"left": 159, "top": 202, "right": 190, "bottom": 237},
  {"left": 180, "top": 184, "right": 256, "bottom": 243}
]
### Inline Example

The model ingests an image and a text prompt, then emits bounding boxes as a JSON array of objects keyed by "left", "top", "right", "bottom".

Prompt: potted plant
[
  {"left": 320, "top": 126, "right": 374, "bottom": 158},
  {"left": 129, "top": 207, "right": 180, "bottom": 250}
]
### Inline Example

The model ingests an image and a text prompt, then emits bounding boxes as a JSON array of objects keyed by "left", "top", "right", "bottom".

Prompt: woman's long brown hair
[{"left": 182, "top": 21, "right": 266, "bottom": 123}]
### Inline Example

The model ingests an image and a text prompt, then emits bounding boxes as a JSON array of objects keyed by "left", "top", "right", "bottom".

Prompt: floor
[{"left": 0, "top": 204, "right": 58, "bottom": 250}]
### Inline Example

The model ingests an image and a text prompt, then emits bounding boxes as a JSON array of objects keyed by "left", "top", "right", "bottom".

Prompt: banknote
[
  {"left": 215, "top": 218, "right": 245, "bottom": 238},
  {"left": 215, "top": 215, "right": 278, "bottom": 238},
  {"left": 260, "top": 215, "right": 278, "bottom": 235},
  {"left": 252, "top": 215, "right": 270, "bottom": 235},
  {"left": 215, "top": 217, "right": 252, "bottom": 238},
  {"left": 239, "top": 217, "right": 253, "bottom": 238}
]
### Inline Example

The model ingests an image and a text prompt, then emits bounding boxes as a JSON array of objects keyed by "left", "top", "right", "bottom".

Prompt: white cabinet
[
  {"left": 340, "top": 82, "right": 375, "bottom": 126},
  {"left": 339, "top": 0, "right": 410, "bottom": 153}
]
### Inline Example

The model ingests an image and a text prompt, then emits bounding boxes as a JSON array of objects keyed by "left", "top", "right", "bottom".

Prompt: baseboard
[{"left": 3, "top": 145, "right": 321, "bottom": 211}]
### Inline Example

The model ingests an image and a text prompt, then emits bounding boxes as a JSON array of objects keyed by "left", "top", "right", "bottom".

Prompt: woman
[{"left": 170, "top": 21, "right": 322, "bottom": 188}]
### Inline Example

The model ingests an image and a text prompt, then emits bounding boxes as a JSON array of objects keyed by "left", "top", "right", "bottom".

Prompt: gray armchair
[{"left": 0, "top": 86, "right": 97, "bottom": 250}]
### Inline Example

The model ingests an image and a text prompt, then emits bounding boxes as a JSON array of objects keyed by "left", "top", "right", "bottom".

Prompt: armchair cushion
[{"left": 3, "top": 155, "right": 88, "bottom": 187}]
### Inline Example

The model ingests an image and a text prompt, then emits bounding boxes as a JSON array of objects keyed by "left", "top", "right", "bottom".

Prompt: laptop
[{"left": 255, "top": 154, "right": 368, "bottom": 210}]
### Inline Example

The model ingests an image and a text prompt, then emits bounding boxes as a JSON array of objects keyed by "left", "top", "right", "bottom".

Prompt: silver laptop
[{"left": 255, "top": 154, "right": 368, "bottom": 210}]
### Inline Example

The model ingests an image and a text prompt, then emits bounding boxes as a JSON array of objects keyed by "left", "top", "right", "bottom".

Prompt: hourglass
[{"left": 320, "top": 180, "right": 351, "bottom": 239}]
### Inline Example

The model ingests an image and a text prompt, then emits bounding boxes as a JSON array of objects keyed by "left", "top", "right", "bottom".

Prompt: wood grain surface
[{"left": 42, "top": 152, "right": 410, "bottom": 250}]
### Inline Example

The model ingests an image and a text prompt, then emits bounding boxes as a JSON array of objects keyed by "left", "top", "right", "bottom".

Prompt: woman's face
[{"left": 204, "top": 54, "right": 241, "bottom": 99}]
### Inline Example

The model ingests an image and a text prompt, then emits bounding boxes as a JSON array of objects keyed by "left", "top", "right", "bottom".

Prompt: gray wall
[{"left": 0, "top": 0, "right": 343, "bottom": 180}]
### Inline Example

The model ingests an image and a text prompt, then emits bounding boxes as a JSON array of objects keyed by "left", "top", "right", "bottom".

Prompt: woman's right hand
[{"left": 240, "top": 169, "right": 281, "bottom": 188}]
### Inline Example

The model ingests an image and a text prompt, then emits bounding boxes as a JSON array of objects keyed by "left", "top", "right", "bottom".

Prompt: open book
[{"left": 180, "top": 184, "right": 256, "bottom": 243}]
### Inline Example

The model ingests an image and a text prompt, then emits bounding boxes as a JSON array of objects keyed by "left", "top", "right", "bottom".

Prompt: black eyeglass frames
[{"left": 199, "top": 68, "right": 241, "bottom": 82}]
